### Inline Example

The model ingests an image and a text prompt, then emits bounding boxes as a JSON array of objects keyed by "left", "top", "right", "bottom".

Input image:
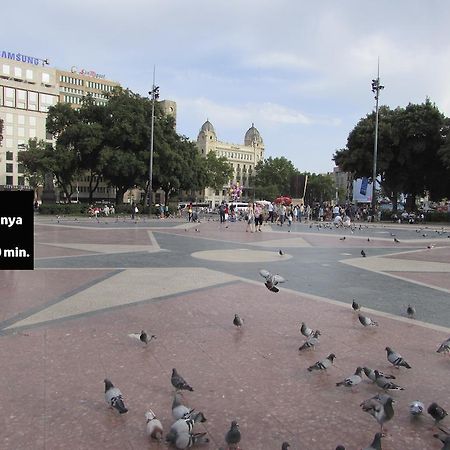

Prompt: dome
[
  {"left": 200, "top": 119, "right": 215, "bottom": 134},
  {"left": 244, "top": 123, "right": 263, "bottom": 146}
]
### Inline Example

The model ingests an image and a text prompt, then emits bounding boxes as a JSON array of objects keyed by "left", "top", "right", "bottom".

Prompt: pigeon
[
  {"left": 394, "top": 237, "right": 400, "bottom": 243},
  {"left": 225, "top": 420, "right": 241, "bottom": 449},
  {"left": 172, "top": 393, "right": 194, "bottom": 420},
  {"left": 409, "top": 401, "right": 425, "bottom": 416},
  {"left": 233, "top": 314, "right": 244, "bottom": 328},
  {"left": 360, "top": 393, "right": 395, "bottom": 432},
  {"left": 352, "top": 299, "right": 361, "bottom": 312},
  {"left": 282, "top": 443, "right": 290, "bottom": 450},
  {"left": 104, "top": 379, "right": 128, "bottom": 414},
  {"left": 437, "top": 337, "right": 450, "bottom": 354},
  {"left": 336, "top": 366, "right": 363, "bottom": 388},
  {"left": 128, "top": 330, "right": 156, "bottom": 344},
  {"left": 363, "top": 367, "right": 396, "bottom": 382},
  {"left": 300, "top": 322, "right": 314, "bottom": 338},
  {"left": 145, "top": 409, "right": 163, "bottom": 441},
  {"left": 169, "top": 413, "right": 207, "bottom": 436},
  {"left": 336, "top": 447, "right": 346, "bottom": 450},
  {"left": 175, "top": 432, "right": 209, "bottom": 449},
  {"left": 358, "top": 313, "right": 378, "bottom": 327},
  {"left": 428, "top": 402, "right": 448, "bottom": 423},
  {"left": 374, "top": 370, "right": 404, "bottom": 391},
  {"left": 361, "top": 250, "right": 366, "bottom": 257},
  {"left": 299, "top": 330, "right": 321, "bottom": 351},
  {"left": 259, "top": 269, "right": 286, "bottom": 293},
  {"left": 279, "top": 249, "right": 284, "bottom": 256},
  {"left": 385, "top": 347, "right": 411, "bottom": 369},
  {"left": 363, "top": 432, "right": 382, "bottom": 450},
  {"left": 339, "top": 236, "right": 346, "bottom": 241},
  {"left": 171, "top": 368, "right": 194, "bottom": 392},
  {"left": 367, "top": 238, "right": 371, "bottom": 242},
  {"left": 406, "top": 304, "right": 416, "bottom": 319},
  {"left": 307, "top": 353, "right": 336, "bottom": 372}
]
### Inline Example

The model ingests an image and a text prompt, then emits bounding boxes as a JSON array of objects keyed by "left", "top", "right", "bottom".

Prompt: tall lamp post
[
  {"left": 148, "top": 67, "right": 159, "bottom": 217},
  {"left": 371, "top": 62, "right": 384, "bottom": 221}
]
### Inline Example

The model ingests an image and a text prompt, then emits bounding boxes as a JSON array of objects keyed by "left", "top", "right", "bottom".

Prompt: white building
[{"left": 196, "top": 120, "right": 265, "bottom": 205}]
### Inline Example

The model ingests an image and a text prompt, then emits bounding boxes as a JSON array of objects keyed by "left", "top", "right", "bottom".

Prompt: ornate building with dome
[{"left": 196, "top": 120, "right": 265, "bottom": 205}]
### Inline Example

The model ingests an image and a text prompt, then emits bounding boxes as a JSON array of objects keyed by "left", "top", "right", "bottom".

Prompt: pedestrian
[
  {"left": 246, "top": 203, "right": 255, "bottom": 233},
  {"left": 219, "top": 201, "right": 226, "bottom": 223},
  {"left": 188, "top": 203, "right": 193, "bottom": 222},
  {"left": 279, "top": 204, "right": 286, "bottom": 226},
  {"left": 267, "top": 202, "right": 274, "bottom": 223},
  {"left": 254, "top": 202, "right": 263, "bottom": 232}
]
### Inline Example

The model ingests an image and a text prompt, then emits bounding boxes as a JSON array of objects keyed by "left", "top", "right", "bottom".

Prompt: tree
[
  {"left": 17, "top": 139, "right": 45, "bottom": 198},
  {"left": 334, "top": 100, "right": 450, "bottom": 211},
  {"left": 17, "top": 138, "right": 78, "bottom": 202},
  {"left": 253, "top": 157, "right": 298, "bottom": 200},
  {"left": 101, "top": 89, "right": 151, "bottom": 204},
  {"left": 303, "top": 173, "right": 335, "bottom": 205},
  {"left": 204, "top": 151, "right": 233, "bottom": 193}
]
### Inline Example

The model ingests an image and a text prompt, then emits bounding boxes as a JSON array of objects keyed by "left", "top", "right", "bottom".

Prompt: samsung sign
[{"left": 1, "top": 50, "right": 40, "bottom": 65}]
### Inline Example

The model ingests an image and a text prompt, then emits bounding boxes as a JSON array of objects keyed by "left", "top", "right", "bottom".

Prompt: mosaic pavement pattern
[{"left": 1, "top": 216, "right": 450, "bottom": 449}]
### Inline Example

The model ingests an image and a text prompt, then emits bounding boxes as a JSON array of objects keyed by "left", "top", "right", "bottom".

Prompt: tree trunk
[
  {"left": 115, "top": 187, "right": 126, "bottom": 204},
  {"left": 405, "top": 193, "right": 416, "bottom": 212},
  {"left": 88, "top": 173, "right": 100, "bottom": 203},
  {"left": 391, "top": 191, "right": 398, "bottom": 212}
]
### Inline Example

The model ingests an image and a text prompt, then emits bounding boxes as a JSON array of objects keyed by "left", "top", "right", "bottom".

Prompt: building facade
[
  {"left": 196, "top": 120, "right": 265, "bottom": 205},
  {"left": 0, "top": 50, "right": 123, "bottom": 201},
  {"left": 0, "top": 51, "right": 58, "bottom": 188}
]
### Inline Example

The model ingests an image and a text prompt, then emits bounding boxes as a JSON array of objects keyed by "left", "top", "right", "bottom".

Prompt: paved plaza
[{"left": 1, "top": 215, "right": 450, "bottom": 449}]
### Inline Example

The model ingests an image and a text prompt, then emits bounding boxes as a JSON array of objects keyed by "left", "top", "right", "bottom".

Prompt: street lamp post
[
  {"left": 148, "top": 67, "right": 159, "bottom": 218},
  {"left": 371, "top": 62, "right": 384, "bottom": 222}
]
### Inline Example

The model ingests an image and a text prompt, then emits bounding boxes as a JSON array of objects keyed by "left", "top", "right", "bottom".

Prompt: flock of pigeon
[
  {"left": 105, "top": 331, "right": 246, "bottom": 449},
  {"left": 100, "top": 221, "right": 449, "bottom": 449}
]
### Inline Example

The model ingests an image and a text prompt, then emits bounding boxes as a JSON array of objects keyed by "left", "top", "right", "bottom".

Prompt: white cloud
[{"left": 244, "top": 52, "right": 315, "bottom": 71}]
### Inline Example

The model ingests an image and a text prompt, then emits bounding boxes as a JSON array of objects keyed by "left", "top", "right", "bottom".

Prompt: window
[
  {"left": 6, "top": 176, "right": 13, "bottom": 185},
  {"left": 28, "top": 91, "right": 38, "bottom": 111},
  {"left": 4, "top": 87, "right": 15, "bottom": 107},
  {"left": 5, "top": 139, "right": 13, "bottom": 148},
  {"left": 16, "top": 90, "right": 26, "bottom": 109},
  {"left": 26, "top": 69, "right": 33, "bottom": 81},
  {"left": 18, "top": 127, "right": 25, "bottom": 137},
  {"left": 2, "top": 64, "right": 10, "bottom": 75},
  {"left": 18, "top": 164, "right": 24, "bottom": 173},
  {"left": 14, "top": 67, "right": 22, "bottom": 78},
  {"left": 18, "top": 115, "right": 25, "bottom": 125},
  {"left": 29, "top": 116, "right": 36, "bottom": 126},
  {"left": 6, "top": 113, "right": 13, "bottom": 123},
  {"left": 29, "top": 129, "right": 36, "bottom": 138},
  {"left": 42, "top": 72, "right": 50, "bottom": 83},
  {"left": 6, "top": 163, "right": 13, "bottom": 173},
  {"left": 6, "top": 151, "right": 13, "bottom": 160},
  {"left": 5, "top": 125, "right": 13, "bottom": 135},
  {"left": 18, "top": 176, "right": 25, "bottom": 186}
]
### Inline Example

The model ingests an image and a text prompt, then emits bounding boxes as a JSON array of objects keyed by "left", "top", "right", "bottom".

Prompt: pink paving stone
[
  {"left": 1, "top": 280, "right": 449, "bottom": 449},
  {"left": 35, "top": 224, "right": 153, "bottom": 245},
  {"left": 35, "top": 243, "right": 97, "bottom": 259},
  {"left": 0, "top": 269, "right": 116, "bottom": 323},
  {"left": 385, "top": 245, "right": 450, "bottom": 263}
]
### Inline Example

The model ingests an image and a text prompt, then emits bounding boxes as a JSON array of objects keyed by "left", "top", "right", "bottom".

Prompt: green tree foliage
[
  {"left": 253, "top": 156, "right": 298, "bottom": 200},
  {"left": 303, "top": 172, "right": 335, "bottom": 205},
  {"left": 17, "top": 139, "right": 45, "bottom": 197},
  {"left": 204, "top": 151, "right": 233, "bottom": 193},
  {"left": 18, "top": 138, "right": 78, "bottom": 201},
  {"left": 334, "top": 100, "right": 450, "bottom": 210}
]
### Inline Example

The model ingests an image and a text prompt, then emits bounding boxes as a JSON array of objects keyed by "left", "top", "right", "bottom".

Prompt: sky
[{"left": 3, "top": 0, "right": 450, "bottom": 173}]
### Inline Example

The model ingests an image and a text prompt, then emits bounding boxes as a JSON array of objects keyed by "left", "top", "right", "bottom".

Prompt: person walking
[
  {"left": 254, "top": 202, "right": 263, "bottom": 232},
  {"left": 219, "top": 201, "right": 226, "bottom": 224},
  {"left": 267, "top": 202, "right": 274, "bottom": 223},
  {"left": 246, "top": 203, "right": 255, "bottom": 233}
]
